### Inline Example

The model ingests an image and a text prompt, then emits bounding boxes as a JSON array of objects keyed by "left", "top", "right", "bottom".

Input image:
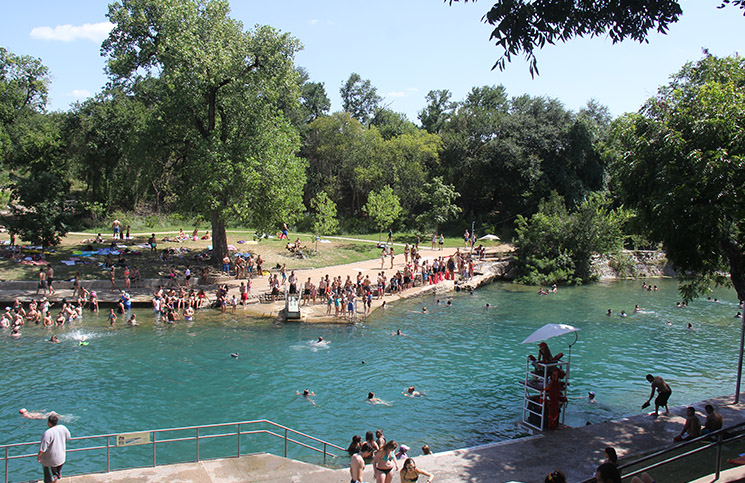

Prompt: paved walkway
[{"left": 52, "top": 394, "right": 745, "bottom": 483}]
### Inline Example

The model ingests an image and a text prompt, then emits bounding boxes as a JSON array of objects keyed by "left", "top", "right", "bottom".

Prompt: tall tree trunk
[
  {"left": 211, "top": 211, "right": 228, "bottom": 269},
  {"left": 721, "top": 236, "right": 745, "bottom": 302}
]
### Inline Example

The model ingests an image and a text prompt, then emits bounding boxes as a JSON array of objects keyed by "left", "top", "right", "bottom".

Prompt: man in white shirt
[{"left": 37, "top": 414, "right": 71, "bottom": 482}]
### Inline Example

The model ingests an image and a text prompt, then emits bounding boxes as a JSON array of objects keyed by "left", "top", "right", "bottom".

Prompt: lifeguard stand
[{"left": 521, "top": 358, "right": 570, "bottom": 432}]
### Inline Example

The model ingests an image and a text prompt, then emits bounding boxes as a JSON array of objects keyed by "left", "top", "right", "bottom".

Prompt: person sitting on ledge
[{"left": 673, "top": 407, "right": 702, "bottom": 442}]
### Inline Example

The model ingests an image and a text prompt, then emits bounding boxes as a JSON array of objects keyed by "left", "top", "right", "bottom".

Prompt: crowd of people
[{"left": 347, "top": 430, "right": 434, "bottom": 483}]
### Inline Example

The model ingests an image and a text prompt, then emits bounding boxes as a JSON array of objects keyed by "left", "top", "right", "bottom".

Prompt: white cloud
[
  {"left": 30, "top": 22, "right": 113, "bottom": 42},
  {"left": 385, "top": 88, "right": 419, "bottom": 99},
  {"left": 64, "top": 89, "right": 92, "bottom": 98},
  {"left": 309, "top": 19, "right": 320, "bottom": 25}
]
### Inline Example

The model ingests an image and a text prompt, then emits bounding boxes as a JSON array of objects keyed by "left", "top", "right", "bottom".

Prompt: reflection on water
[{"left": 1, "top": 279, "right": 741, "bottom": 479}]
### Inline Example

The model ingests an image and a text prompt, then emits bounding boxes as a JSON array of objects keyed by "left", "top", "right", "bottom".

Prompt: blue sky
[{"left": 2, "top": 1, "right": 743, "bottom": 123}]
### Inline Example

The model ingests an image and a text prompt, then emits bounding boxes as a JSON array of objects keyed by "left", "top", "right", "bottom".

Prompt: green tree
[
  {"left": 371, "top": 108, "right": 417, "bottom": 140},
  {"left": 513, "top": 192, "right": 626, "bottom": 284},
  {"left": 415, "top": 177, "right": 461, "bottom": 234},
  {"left": 363, "top": 185, "right": 403, "bottom": 241},
  {"left": 3, "top": 171, "right": 72, "bottom": 252},
  {"left": 67, "top": 88, "right": 153, "bottom": 210},
  {"left": 310, "top": 191, "right": 338, "bottom": 251},
  {"left": 449, "top": 1, "right": 744, "bottom": 75},
  {"left": 611, "top": 53, "right": 745, "bottom": 303},
  {"left": 102, "top": 0, "right": 307, "bottom": 264},
  {"left": 418, "top": 89, "right": 455, "bottom": 134},
  {"left": 0, "top": 48, "right": 50, "bottom": 158},
  {"left": 340, "top": 73, "right": 382, "bottom": 125}
]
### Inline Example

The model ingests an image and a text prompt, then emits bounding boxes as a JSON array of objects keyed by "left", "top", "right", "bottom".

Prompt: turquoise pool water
[{"left": 1, "top": 279, "right": 742, "bottom": 480}]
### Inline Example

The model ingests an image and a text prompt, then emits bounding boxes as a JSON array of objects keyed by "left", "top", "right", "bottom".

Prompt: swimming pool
[{"left": 1, "top": 279, "right": 741, "bottom": 480}]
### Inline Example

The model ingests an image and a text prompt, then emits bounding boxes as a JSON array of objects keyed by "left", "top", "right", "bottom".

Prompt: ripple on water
[{"left": 1, "top": 279, "right": 741, "bottom": 481}]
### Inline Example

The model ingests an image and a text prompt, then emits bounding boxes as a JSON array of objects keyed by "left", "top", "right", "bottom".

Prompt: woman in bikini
[
  {"left": 373, "top": 440, "right": 399, "bottom": 483},
  {"left": 399, "top": 458, "right": 434, "bottom": 483}
]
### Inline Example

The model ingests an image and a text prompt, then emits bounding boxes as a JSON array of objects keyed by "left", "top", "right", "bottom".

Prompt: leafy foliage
[
  {"left": 3, "top": 171, "right": 72, "bottom": 251},
  {"left": 448, "top": 1, "right": 745, "bottom": 76},
  {"left": 611, "top": 54, "right": 745, "bottom": 301},
  {"left": 102, "top": 0, "right": 306, "bottom": 263},
  {"left": 340, "top": 73, "right": 382, "bottom": 125},
  {"left": 311, "top": 191, "right": 339, "bottom": 244},
  {"left": 362, "top": 185, "right": 403, "bottom": 239},
  {"left": 513, "top": 192, "right": 626, "bottom": 285}
]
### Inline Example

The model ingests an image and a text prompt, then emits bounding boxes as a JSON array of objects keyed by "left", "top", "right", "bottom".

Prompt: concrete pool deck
[{"left": 55, "top": 394, "right": 745, "bottom": 483}]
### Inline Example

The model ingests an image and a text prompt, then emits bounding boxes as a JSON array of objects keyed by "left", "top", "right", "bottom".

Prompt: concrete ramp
[{"left": 64, "top": 453, "right": 343, "bottom": 483}]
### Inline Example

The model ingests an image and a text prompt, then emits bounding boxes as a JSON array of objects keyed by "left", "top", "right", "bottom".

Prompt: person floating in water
[
  {"left": 394, "top": 329, "right": 408, "bottom": 337},
  {"left": 366, "top": 392, "right": 390, "bottom": 406},
  {"left": 296, "top": 389, "right": 317, "bottom": 405},
  {"left": 403, "top": 386, "right": 425, "bottom": 397}
]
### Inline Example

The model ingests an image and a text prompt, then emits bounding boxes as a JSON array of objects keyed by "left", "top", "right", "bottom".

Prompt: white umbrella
[
  {"left": 478, "top": 234, "right": 500, "bottom": 241},
  {"left": 521, "top": 323, "right": 580, "bottom": 344}
]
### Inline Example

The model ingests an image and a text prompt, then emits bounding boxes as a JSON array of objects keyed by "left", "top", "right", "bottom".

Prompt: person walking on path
[
  {"left": 37, "top": 413, "right": 71, "bottom": 483},
  {"left": 642, "top": 374, "right": 672, "bottom": 417}
]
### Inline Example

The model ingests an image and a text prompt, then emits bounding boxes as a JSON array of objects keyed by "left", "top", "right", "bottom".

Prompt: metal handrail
[
  {"left": 578, "top": 420, "right": 745, "bottom": 482},
  {"left": 1, "top": 419, "right": 344, "bottom": 483}
]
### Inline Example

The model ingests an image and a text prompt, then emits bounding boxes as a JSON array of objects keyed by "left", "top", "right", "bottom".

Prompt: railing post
[
  {"left": 106, "top": 436, "right": 111, "bottom": 473},
  {"left": 196, "top": 428, "right": 200, "bottom": 462},
  {"left": 284, "top": 428, "right": 288, "bottom": 457},
  {"left": 152, "top": 432, "right": 157, "bottom": 467},
  {"left": 5, "top": 446, "right": 9, "bottom": 483},
  {"left": 237, "top": 424, "right": 241, "bottom": 458},
  {"left": 323, "top": 443, "right": 327, "bottom": 465},
  {"left": 715, "top": 432, "right": 723, "bottom": 480}
]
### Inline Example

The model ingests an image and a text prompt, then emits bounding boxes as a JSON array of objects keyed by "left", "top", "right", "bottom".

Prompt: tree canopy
[
  {"left": 102, "top": 0, "right": 306, "bottom": 262},
  {"left": 449, "top": 0, "right": 745, "bottom": 75},
  {"left": 612, "top": 54, "right": 745, "bottom": 302}
]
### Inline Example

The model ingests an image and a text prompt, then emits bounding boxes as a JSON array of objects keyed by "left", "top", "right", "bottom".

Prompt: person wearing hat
[
  {"left": 588, "top": 391, "right": 597, "bottom": 403},
  {"left": 396, "top": 444, "right": 410, "bottom": 460}
]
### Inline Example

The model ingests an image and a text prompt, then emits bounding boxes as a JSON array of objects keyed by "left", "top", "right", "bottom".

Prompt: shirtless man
[
  {"left": 702, "top": 404, "right": 724, "bottom": 435},
  {"left": 673, "top": 407, "right": 702, "bottom": 442},
  {"left": 350, "top": 443, "right": 374, "bottom": 483},
  {"left": 403, "top": 386, "right": 425, "bottom": 397},
  {"left": 19, "top": 408, "right": 58, "bottom": 420},
  {"left": 643, "top": 374, "right": 672, "bottom": 417}
]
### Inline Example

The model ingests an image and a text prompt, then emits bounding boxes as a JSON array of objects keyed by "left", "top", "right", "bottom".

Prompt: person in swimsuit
[
  {"left": 399, "top": 458, "right": 434, "bottom": 483},
  {"left": 373, "top": 440, "right": 399, "bottom": 483},
  {"left": 350, "top": 442, "right": 374, "bottom": 483},
  {"left": 643, "top": 374, "right": 672, "bottom": 417}
]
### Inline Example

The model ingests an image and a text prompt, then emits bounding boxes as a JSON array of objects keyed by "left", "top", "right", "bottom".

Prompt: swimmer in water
[
  {"left": 485, "top": 303, "right": 492, "bottom": 309},
  {"left": 735, "top": 312, "right": 742, "bottom": 319},
  {"left": 422, "top": 307, "right": 427, "bottom": 313},
  {"left": 297, "top": 389, "right": 317, "bottom": 405},
  {"left": 607, "top": 309, "right": 612, "bottom": 316},
  {"left": 367, "top": 392, "right": 390, "bottom": 406},
  {"left": 446, "top": 300, "right": 452, "bottom": 307},
  {"left": 436, "top": 299, "right": 441, "bottom": 305},
  {"left": 634, "top": 305, "right": 641, "bottom": 313},
  {"left": 620, "top": 310, "right": 627, "bottom": 317},
  {"left": 403, "top": 386, "right": 425, "bottom": 398},
  {"left": 588, "top": 391, "right": 597, "bottom": 403},
  {"left": 19, "top": 408, "right": 58, "bottom": 420},
  {"left": 665, "top": 320, "right": 673, "bottom": 326},
  {"left": 128, "top": 314, "right": 138, "bottom": 326},
  {"left": 686, "top": 322, "right": 694, "bottom": 330},
  {"left": 394, "top": 329, "right": 408, "bottom": 337},
  {"left": 50, "top": 335, "right": 60, "bottom": 343}
]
